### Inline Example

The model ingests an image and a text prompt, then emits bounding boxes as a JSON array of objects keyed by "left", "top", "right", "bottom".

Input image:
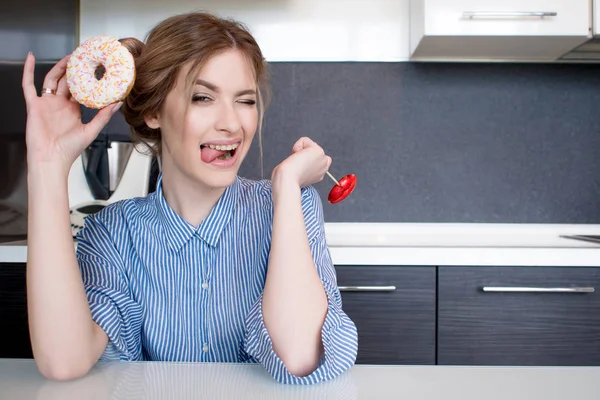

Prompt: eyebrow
[{"left": 195, "top": 79, "right": 256, "bottom": 96}]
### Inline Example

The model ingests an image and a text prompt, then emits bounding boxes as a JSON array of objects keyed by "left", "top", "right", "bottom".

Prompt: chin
[
  {"left": 200, "top": 170, "right": 239, "bottom": 189},
  {"left": 187, "top": 159, "right": 243, "bottom": 190}
]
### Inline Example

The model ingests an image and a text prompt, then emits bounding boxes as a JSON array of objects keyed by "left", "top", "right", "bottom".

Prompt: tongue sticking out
[{"left": 201, "top": 146, "right": 227, "bottom": 163}]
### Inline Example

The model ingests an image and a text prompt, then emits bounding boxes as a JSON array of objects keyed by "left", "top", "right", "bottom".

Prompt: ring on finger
[{"left": 41, "top": 88, "right": 57, "bottom": 95}]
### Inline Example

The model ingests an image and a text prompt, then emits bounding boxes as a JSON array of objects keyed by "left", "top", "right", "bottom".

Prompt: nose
[{"left": 215, "top": 101, "right": 242, "bottom": 135}]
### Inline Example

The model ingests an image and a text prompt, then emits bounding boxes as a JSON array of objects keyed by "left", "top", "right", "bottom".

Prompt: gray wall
[
  {"left": 96, "top": 62, "right": 600, "bottom": 223},
  {"left": 237, "top": 62, "right": 600, "bottom": 223}
]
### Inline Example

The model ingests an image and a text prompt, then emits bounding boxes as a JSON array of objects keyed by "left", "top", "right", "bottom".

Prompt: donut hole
[{"left": 94, "top": 65, "right": 106, "bottom": 81}]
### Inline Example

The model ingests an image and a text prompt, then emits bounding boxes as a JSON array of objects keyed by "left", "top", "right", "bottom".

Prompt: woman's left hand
[{"left": 272, "top": 137, "right": 332, "bottom": 190}]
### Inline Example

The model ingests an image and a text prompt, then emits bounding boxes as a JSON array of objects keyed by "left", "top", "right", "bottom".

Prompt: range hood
[
  {"left": 559, "top": 0, "right": 600, "bottom": 61},
  {"left": 560, "top": 38, "right": 600, "bottom": 61},
  {"left": 559, "top": 36, "right": 600, "bottom": 61}
]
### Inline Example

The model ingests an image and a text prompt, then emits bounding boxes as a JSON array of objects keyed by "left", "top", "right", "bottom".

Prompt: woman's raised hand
[{"left": 21, "top": 52, "right": 121, "bottom": 174}]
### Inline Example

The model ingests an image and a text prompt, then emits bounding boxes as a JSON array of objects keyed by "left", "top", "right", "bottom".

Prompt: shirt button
[
  {"left": 202, "top": 282, "right": 209, "bottom": 290},
  {"left": 202, "top": 343, "right": 209, "bottom": 353}
]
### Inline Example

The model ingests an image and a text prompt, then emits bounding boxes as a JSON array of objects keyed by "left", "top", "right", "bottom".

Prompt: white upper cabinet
[{"left": 410, "top": 0, "right": 592, "bottom": 61}]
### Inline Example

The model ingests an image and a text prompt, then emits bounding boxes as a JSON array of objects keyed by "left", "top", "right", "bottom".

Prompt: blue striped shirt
[{"left": 75, "top": 174, "right": 358, "bottom": 384}]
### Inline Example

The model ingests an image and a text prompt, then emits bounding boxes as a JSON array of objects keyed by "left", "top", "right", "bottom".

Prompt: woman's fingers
[
  {"left": 292, "top": 136, "right": 319, "bottom": 153},
  {"left": 82, "top": 102, "right": 122, "bottom": 144},
  {"left": 56, "top": 74, "right": 69, "bottom": 97},
  {"left": 41, "top": 55, "right": 70, "bottom": 95},
  {"left": 22, "top": 53, "right": 38, "bottom": 105}
]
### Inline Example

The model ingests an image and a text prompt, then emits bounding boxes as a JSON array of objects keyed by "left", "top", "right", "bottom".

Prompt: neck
[{"left": 160, "top": 163, "right": 226, "bottom": 228}]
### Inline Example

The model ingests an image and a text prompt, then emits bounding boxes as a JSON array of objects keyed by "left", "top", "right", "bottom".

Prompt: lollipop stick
[{"left": 326, "top": 171, "right": 340, "bottom": 186}]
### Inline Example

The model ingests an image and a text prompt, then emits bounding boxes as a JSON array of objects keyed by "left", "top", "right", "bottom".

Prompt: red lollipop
[{"left": 326, "top": 171, "right": 357, "bottom": 204}]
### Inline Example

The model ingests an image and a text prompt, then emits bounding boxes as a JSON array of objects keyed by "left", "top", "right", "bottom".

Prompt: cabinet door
[
  {"left": 438, "top": 266, "right": 600, "bottom": 366},
  {"left": 420, "top": 0, "right": 590, "bottom": 37},
  {"left": 0, "top": 263, "right": 32, "bottom": 358},
  {"left": 336, "top": 266, "right": 436, "bottom": 365},
  {"left": 410, "top": 0, "right": 591, "bottom": 60}
]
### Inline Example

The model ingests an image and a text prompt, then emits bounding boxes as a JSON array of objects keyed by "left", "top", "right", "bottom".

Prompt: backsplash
[
  {"left": 238, "top": 62, "right": 600, "bottom": 223},
  {"left": 91, "top": 62, "right": 600, "bottom": 223}
]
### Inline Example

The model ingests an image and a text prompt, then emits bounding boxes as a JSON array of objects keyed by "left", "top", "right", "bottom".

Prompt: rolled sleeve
[
  {"left": 76, "top": 211, "right": 143, "bottom": 362},
  {"left": 243, "top": 185, "right": 359, "bottom": 384}
]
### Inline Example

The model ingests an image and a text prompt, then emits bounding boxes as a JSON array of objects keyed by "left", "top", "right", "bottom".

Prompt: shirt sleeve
[
  {"left": 76, "top": 207, "right": 143, "bottom": 362},
  {"left": 243, "top": 185, "right": 359, "bottom": 385}
]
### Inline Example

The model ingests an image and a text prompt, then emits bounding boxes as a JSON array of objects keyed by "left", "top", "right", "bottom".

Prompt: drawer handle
[
  {"left": 463, "top": 11, "right": 557, "bottom": 19},
  {"left": 482, "top": 287, "right": 595, "bottom": 293},
  {"left": 338, "top": 286, "right": 396, "bottom": 292}
]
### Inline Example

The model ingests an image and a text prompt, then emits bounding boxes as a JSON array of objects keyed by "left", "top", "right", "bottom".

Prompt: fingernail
[{"left": 111, "top": 101, "right": 123, "bottom": 114}]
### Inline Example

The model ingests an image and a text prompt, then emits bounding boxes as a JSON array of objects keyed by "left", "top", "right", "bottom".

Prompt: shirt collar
[{"left": 155, "top": 173, "right": 240, "bottom": 251}]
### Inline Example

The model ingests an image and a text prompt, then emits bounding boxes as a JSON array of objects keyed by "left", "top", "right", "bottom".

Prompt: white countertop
[
  {"left": 3, "top": 223, "right": 600, "bottom": 266},
  {"left": 1, "top": 359, "right": 599, "bottom": 400}
]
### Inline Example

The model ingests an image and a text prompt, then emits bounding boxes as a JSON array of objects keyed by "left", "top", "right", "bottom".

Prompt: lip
[
  {"left": 201, "top": 142, "right": 242, "bottom": 169},
  {"left": 201, "top": 138, "right": 242, "bottom": 146}
]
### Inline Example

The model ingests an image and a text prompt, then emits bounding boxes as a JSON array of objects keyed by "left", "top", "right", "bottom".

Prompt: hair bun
[{"left": 118, "top": 37, "right": 145, "bottom": 59}]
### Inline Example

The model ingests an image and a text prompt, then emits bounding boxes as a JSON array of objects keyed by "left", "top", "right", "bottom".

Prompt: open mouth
[{"left": 200, "top": 142, "right": 240, "bottom": 163}]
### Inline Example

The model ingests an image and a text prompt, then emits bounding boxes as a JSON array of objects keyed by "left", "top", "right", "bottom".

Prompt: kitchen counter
[
  {"left": 2, "top": 359, "right": 599, "bottom": 400},
  {"left": 2, "top": 223, "right": 600, "bottom": 266}
]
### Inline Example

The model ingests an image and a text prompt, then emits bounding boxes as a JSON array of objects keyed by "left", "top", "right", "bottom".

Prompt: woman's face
[{"left": 147, "top": 49, "right": 259, "bottom": 190}]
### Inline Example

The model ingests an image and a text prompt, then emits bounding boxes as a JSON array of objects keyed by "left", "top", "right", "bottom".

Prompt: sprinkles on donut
[{"left": 66, "top": 35, "right": 136, "bottom": 109}]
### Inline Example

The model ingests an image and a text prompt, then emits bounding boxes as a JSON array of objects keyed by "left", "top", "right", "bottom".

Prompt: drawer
[
  {"left": 335, "top": 266, "right": 436, "bottom": 365},
  {"left": 438, "top": 266, "right": 600, "bottom": 366}
]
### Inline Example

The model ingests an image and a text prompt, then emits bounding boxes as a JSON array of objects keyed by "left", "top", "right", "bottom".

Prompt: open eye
[{"left": 192, "top": 95, "right": 212, "bottom": 103}]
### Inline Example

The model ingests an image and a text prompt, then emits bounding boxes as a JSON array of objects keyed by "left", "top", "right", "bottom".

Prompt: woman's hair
[{"left": 118, "top": 11, "right": 270, "bottom": 169}]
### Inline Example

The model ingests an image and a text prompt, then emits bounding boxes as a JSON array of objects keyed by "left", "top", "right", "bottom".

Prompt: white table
[{"left": 1, "top": 359, "right": 599, "bottom": 399}]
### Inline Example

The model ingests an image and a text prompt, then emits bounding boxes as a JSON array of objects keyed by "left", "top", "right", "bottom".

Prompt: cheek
[
  {"left": 241, "top": 108, "right": 259, "bottom": 136},
  {"left": 160, "top": 105, "right": 186, "bottom": 147},
  {"left": 181, "top": 109, "right": 211, "bottom": 141}
]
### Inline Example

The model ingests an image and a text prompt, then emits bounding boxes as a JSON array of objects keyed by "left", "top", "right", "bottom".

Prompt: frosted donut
[{"left": 66, "top": 36, "right": 135, "bottom": 109}]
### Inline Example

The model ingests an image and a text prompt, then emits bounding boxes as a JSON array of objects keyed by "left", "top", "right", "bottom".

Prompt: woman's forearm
[
  {"left": 27, "top": 163, "right": 107, "bottom": 380},
  {"left": 262, "top": 176, "right": 328, "bottom": 377}
]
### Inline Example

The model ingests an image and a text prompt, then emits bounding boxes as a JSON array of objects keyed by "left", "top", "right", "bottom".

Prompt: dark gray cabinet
[
  {"left": 0, "top": 1, "right": 77, "bottom": 62},
  {"left": 335, "top": 265, "right": 436, "bottom": 365},
  {"left": 4, "top": 261, "right": 600, "bottom": 366},
  {"left": 438, "top": 266, "right": 600, "bottom": 366},
  {"left": 0, "top": 263, "right": 32, "bottom": 358},
  {"left": 1, "top": 0, "right": 79, "bottom": 140}
]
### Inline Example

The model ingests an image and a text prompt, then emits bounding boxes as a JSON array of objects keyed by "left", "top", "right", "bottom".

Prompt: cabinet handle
[
  {"left": 463, "top": 11, "right": 557, "bottom": 19},
  {"left": 338, "top": 286, "right": 396, "bottom": 292},
  {"left": 482, "top": 287, "right": 595, "bottom": 293}
]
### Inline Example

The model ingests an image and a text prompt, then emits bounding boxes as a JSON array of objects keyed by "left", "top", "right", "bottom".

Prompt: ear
[{"left": 144, "top": 113, "right": 160, "bottom": 129}]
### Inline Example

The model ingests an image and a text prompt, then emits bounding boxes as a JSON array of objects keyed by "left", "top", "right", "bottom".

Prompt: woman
[{"left": 22, "top": 12, "right": 358, "bottom": 385}]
